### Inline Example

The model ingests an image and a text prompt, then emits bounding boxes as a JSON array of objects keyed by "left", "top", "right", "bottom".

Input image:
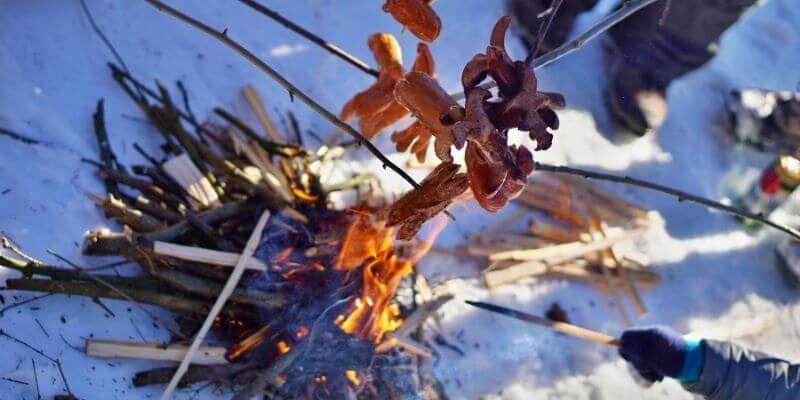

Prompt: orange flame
[
  {"left": 229, "top": 324, "right": 270, "bottom": 361},
  {"left": 291, "top": 186, "right": 319, "bottom": 203},
  {"left": 334, "top": 210, "right": 444, "bottom": 343}
]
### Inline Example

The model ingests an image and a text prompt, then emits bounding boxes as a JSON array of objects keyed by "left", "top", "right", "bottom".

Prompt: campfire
[{"left": 0, "top": 67, "right": 451, "bottom": 399}]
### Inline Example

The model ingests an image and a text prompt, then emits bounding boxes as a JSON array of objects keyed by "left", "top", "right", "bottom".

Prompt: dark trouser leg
[{"left": 609, "top": 0, "right": 758, "bottom": 89}]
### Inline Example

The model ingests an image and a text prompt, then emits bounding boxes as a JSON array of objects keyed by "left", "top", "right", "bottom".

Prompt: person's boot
[
  {"left": 606, "top": 59, "right": 667, "bottom": 137},
  {"left": 507, "top": 0, "right": 598, "bottom": 57},
  {"left": 604, "top": 0, "right": 758, "bottom": 137},
  {"left": 727, "top": 88, "right": 800, "bottom": 151}
]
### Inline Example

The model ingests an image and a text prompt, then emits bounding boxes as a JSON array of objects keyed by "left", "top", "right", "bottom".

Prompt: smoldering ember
[{"left": 3, "top": 1, "right": 800, "bottom": 399}]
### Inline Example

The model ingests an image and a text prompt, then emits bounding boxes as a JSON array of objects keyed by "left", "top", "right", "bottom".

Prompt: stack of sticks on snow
[
  {"left": 0, "top": 65, "right": 451, "bottom": 399},
  {"left": 468, "top": 173, "right": 660, "bottom": 322}
]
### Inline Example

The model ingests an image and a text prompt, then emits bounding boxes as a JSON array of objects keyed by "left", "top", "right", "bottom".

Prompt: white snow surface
[{"left": 2, "top": 0, "right": 800, "bottom": 399}]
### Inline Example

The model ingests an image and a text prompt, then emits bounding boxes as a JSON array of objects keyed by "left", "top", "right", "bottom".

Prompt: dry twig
[
  {"left": 142, "top": 0, "right": 423, "bottom": 193},
  {"left": 535, "top": 162, "right": 800, "bottom": 240},
  {"left": 237, "top": 0, "right": 379, "bottom": 77}
]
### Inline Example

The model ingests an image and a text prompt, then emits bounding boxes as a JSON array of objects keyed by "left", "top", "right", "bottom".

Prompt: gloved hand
[{"left": 619, "top": 326, "right": 704, "bottom": 383}]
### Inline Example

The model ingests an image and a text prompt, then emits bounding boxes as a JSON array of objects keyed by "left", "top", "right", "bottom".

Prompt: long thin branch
[
  {"left": 237, "top": 0, "right": 379, "bottom": 77},
  {"left": 143, "top": 0, "right": 422, "bottom": 192},
  {"left": 451, "top": 0, "right": 663, "bottom": 100},
  {"left": 525, "top": 0, "right": 565, "bottom": 63},
  {"left": 535, "top": 162, "right": 800, "bottom": 240}
]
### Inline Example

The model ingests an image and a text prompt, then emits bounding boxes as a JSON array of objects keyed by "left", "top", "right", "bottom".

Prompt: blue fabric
[{"left": 676, "top": 339, "right": 705, "bottom": 383}]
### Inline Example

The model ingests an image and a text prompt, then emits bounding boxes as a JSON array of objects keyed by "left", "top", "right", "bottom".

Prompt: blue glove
[{"left": 619, "top": 326, "right": 704, "bottom": 383}]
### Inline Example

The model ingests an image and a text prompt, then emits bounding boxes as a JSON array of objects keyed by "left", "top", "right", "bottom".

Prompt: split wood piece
[
  {"left": 153, "top": 241, "right": 268, "bottom": 271},
  {"left": 162, "top": 210, "right": 270, "bottom": 400},
  {"left": 601, "top": 222, "right": 647, "bottom": 317},
  {"left": 515, "top": 187, "right": 585, "bottom": 227},
  {"left": 376, "top": 336, "right": 432, "bottom": 358},
  {"left": 529, "top": 217, "right": 585, "bottom": 243},
  {"left": 488, "top": 226, "right": 647, "bottom": 264},
  {"left": 545, "top": 263, "right": 661, "bottom": 289},
  {"left": 85, "top": 339, "right": 228, "bottom": 365},
  {"left": 578, "top": 188, "right": 631, "bottom": 326},
  {"left": 242, "top": 85, "right": 283, "bottom": 143},
  {"left": 483, "top": 260, "right": 552, "bottom": 289},
  {"left": 556, "top": 174, "right": 650, "bottom": 221},
  {"left": 227, "top": 129, "right": 293, "bottom": 202},
  {"left": 529, "top": 180, "right": 631, "bottom": 225},
  {"left": 162, "top": 154, "right": 221, "bottom": 209},
  {"left": 237, "top": 88, "right": 298, "bottom": 182},
  {"left": 482, "top": 260, "right": 661, "bottom": 290}
]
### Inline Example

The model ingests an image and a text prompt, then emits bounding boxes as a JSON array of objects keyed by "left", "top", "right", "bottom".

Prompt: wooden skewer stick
[
  {"left": 465, "top": 300, "right": 619, "bottom": 346},
  {"left": 86, "top": 339, "right": 228, "bottom": 365},
  {"left": 153, "top": 241, "right": 268, "bottom": 271}
]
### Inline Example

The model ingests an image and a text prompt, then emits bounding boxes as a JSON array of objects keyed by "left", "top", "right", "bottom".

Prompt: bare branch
[
  {"left": 142, "top": 0, "right": 423, "bottom": 192},
  {"left": 525, "top": 0, "right": 565, "bottom": 63},
  {"left": 535, "top": 162, "right": 800, "bottom": 240},
  {"left": 237, "top": 0, "right": 380, "bottom": 77},
  {"left": 451, "top": 0, "right": 663, "bottom": 100}
]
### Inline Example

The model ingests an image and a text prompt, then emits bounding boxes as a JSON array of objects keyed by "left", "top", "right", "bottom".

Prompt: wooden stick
[
  {"left": 242, "top": 85, "right": 283, "bottom": 143},
  {"left": 162, "top": 210, "right": 270, "bottom": 400},
  {"left": 488, "top": 227, "right": 646, "bottom": 263},
  {"left": 86, "top": 339, "right": 228, "bottom": 365},
  {"left": 482, "top": 260, "right": 661, "bottom": 290},
  {"left": 546, "top": 263, "right": 661, "bottom": 289},
  {"left": 466, "top": 300, "right": 619, "bottom": 346},
  {"left": 516, "top": 189, "right": 585, "bottom": 227},
  {"left": 227, "top": 130, "right": 294, "bottom": 202},
  {"left": 529, "top": 218, "right": 584, "bottom": 243},
  {"left": 239, "top": 86, "right": 298, "bottom": 183},
  {"left": 375, "top": 336, "right": 432, "bottom": 358},
  {"left": 601, "top": 222, "right": 647, "bottom": 317},
  {"left": 558, "top": 175, "right": 649, "bottom": 220},
  {"left": 578, "top": 188, "right": 631, "bottom": 326},
  {"left": 153, "top": 241, "right": 268, "bottom": 271},
  {"left": 483, "top": 261, "right": 548, "bottom": 289},
  {"left": 162, "top": 154, "right": 221, "bottom": 209}
]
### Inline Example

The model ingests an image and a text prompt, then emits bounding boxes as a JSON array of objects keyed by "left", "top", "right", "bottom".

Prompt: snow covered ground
[{"left": 2, "top": 0, "right": 800, "bottom": 399}]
